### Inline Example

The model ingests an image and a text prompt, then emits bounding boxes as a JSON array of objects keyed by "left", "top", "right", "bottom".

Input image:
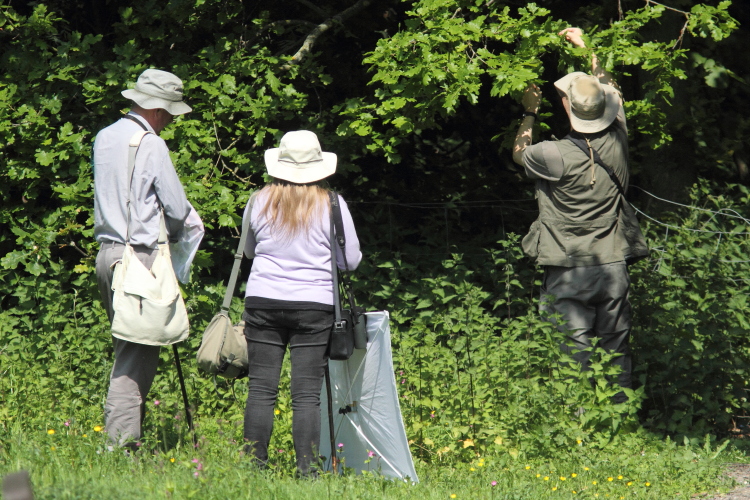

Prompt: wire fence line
[
  {"left": 630, "top": 185, "right": 750, "bottom": 225},
  {"left": 346, "top": 185, "right": 750, "bottom": 265}
]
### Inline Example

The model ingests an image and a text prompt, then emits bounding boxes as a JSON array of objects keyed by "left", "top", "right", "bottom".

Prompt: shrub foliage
[{"left": 1, "top": 0, "right": 748, "bottom": 461}]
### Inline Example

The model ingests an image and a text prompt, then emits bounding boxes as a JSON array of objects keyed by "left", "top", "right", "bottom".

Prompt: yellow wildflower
[
  {"left": 645, "top": 482, "right": 651, "bottom": 487},
  {"left": 552, "top": 487, "right": 557, "bottom": 491},
  {"left": 592, "top": 481, "right": 597, "bottom": 485},
  {"left": 450, "top": 495, "right": 457, "bottom": 499},
  {"left": 572, "top": 491, "right": 577, "bottom": 494},
  {"left": 536, "top": 474, "right": 541, "bottom": 478},
  {"left": 607, "top": 477, "right": 613, "bottom": 482},
  {"left": 525, "top": 465, "right": 531, "bottom": 470},
  {"left": 47, "top": 429, "right": 55, "bottom": 435},
  {"left": 577, "top": 439, "right": 582, "bottom": 444},
  {"left": 584, "top": 467, "right": 590, "bottom": 471},
  {"left": 571, "top": 473, "right": 577, "bottom": 478},
  {"left": 470, "top": 468, "right": 475, "bottom": 472},
  {"left": 83, "top": 434, "right": 88, "bottom": 438},
  {"left": 544, "top": 476, "right": 550, "bottom": 481},
  {"left": 274, "top": 409, "right": 280, "bottom": 415},
  {"left": 560, "top": 477, "right": 566, "bottom": 481},
  {"left": 170, "top": 458, "right": 175, "bottom": 463},
  {"left": 50, "top": 446, "right": 56, "bottom": 451},
  {"left": 627, "top": 482, "right": 632, "bottom": 486},
  {"left": 617, "top": 475, "right": 623, "bottom": 480},
  {"left": 94, "top": 426, "right": 103, "bottom": 432}
]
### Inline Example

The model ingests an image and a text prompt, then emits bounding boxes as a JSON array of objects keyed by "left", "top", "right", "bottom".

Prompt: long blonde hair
[{"left": 256, "top": 179, "right": 330, "bottom": 240}]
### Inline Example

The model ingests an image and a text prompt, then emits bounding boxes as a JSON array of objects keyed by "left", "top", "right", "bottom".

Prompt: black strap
[
  {"left": 123, "top": 113, "right": 148, "bottom": 131},
  {"left": 329, "top": 201, "right": 343, "bottom": 323},
  {"left": 330, "top": 193, "right": 347, "bottom": 249},
  {"left": 328, "top": 192, "right": 358, "bottom": 313},
  {"left": 566, "top": 133, "right": 626, "bottom": 196}
]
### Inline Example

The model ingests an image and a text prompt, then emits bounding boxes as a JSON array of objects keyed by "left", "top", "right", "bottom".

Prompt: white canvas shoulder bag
[{"left": 110, "top": 130, "right": 190, "bottom": 346}]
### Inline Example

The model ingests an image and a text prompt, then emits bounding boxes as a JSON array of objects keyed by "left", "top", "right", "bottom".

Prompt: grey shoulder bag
[{"left": 195, "top": 201, "right": 252, "bottom": 378}]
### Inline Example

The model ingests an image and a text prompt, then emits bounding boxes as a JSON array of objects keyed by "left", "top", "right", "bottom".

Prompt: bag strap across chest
[
  {"left": 219, "top": 197, "right": 254, "bottom": 313},
  {"left": 126, "top": 130, "right": 168, "bottom": 244},
  {"left": 565, "top": 133, "right": 626, "bottom": 197}
]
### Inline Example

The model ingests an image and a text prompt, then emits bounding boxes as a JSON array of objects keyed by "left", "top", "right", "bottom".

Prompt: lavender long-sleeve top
[{"left": 242, "top": 190, "right": 362, "bottom": 305}]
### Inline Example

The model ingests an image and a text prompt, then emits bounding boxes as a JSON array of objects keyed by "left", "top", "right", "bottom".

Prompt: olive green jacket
[{"left": 521, "top": 115, "right": 648, "bottom": 267}]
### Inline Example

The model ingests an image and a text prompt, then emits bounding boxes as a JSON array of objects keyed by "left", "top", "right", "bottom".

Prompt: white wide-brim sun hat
[
  {"left": 264, "top": 130, "right": 337, "bottom": 184},
  {"left": 122, "top": 69, "right": 192, "bottom": 115},
  {"left": 554, "top": 72, "right": 621, "bottom": 134}
]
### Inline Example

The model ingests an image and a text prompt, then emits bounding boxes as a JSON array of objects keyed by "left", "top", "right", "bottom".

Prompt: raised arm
[
  {"left": 512, "top": 84, "right": 542, "bottom": 166},
  {"left": 559, "top": 27, "right": 618, "bottom": 89}
]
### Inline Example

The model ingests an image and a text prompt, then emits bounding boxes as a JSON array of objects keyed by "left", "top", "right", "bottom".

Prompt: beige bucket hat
[
  {"left": 122, "top": 69, "right": 192, "bottom": 115},
  {"left": 264, "top": 130, "right": 337, "bottom": 184},
  {"left": 554, "top": 72, "right": 620, "bottom": 133}
]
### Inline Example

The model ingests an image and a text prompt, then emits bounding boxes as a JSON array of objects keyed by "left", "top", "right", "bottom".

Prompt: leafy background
[{"left": 2, "top": 0, "right": 750, "bottom": 460}]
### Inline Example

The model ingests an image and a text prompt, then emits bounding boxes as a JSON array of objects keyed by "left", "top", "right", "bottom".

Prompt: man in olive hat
[
  {"left": 512, "top": 28, "right": 648, "bottom": 403},
  {"left": 93, "top": 69, "right": 198, "bottom": 447}
]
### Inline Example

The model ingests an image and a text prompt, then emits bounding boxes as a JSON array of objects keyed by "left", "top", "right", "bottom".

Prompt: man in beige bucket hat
[
  {"left": 93, "top": 69, "right": 202, "bottom": 448},
  {"left": 512, "top": 28, "right": 648, "bottom": 404}
]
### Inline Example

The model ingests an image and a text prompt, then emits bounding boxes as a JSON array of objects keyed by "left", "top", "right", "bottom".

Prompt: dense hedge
[{"left": 1, "top": 0, "right": 749, "bottom": 456}]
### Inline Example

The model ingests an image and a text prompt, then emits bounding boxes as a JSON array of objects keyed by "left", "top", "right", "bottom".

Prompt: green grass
[{"left": 0, "top": 413, "right": 744, "bottom": 500}]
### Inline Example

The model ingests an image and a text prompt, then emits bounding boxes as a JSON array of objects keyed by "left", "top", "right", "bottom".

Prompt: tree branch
[
  {"left": 734, "top": 151, "right": 748, "bottom": 182},
  {"left": 281, "top": 0, "right": 372, "bottom": 70},
  {"left": 264, "top": 19, "right": 317, "bottom": 33},
  {"left": 645, "top": 0, "right": 690, "bottom": 49}
]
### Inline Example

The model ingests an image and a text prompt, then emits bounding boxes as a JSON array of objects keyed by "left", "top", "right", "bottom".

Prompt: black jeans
[{"left": 243, "top": 308, "right": 332, "bottom": 474}]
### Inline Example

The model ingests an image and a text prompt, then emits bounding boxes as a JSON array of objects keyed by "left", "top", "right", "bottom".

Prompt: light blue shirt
[{"left": 94, "top": 112, "right": 191, "bottom": 247}]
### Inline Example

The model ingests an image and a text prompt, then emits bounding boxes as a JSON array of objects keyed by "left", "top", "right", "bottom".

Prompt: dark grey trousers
[
  {"left": 540, "top": 261, "right": 632, "bottom": 402},
  {"left": 96, "top": 242, "right": 160, "bottom": 445},
  {"left": 243, "top": 308, "right": 332, "bottom": 475}
]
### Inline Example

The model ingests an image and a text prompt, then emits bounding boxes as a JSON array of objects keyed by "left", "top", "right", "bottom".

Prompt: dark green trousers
[{"left": 540, "top": 261, "right": 632, "bottom": 402}]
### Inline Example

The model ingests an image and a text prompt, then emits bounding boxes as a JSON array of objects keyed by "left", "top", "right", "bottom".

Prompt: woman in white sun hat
[{"left": 241, "top": 130, "right": 362, "bottom": 476}]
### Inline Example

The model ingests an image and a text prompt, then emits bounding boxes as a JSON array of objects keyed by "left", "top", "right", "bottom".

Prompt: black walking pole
[
  {"left": 172, "top": 344, "right": 197, "bottom": 445},
  {"left": 324, "top": 364, "right": 338, "bottom": 473}
]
